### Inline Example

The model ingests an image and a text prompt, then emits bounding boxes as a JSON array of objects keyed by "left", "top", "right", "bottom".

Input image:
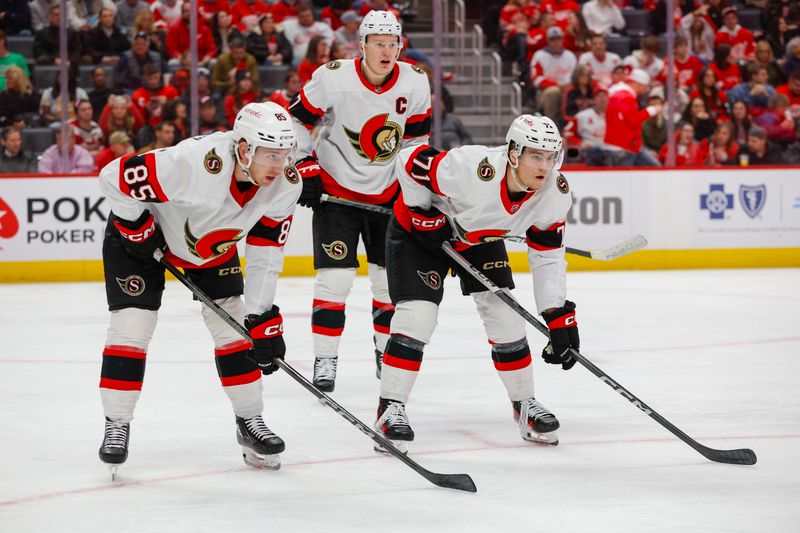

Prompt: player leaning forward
[
  {"left": 289, "top": 10, "right": 431, "bottom": 392},
  {"left": 375, "top": 115, "right": 580, "bottom": 450},
  {"left": 96, "top": 102, "right": 300, "bottom": 474}
]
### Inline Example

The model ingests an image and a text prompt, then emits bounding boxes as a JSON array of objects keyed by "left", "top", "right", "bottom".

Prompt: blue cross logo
[{"left": 700, "top": 184, "right": 734, "bottom": 219}]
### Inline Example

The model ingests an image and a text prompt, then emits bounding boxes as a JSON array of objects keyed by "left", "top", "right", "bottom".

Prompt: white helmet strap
[{"left": 234, "top": 139, "right": 257, "bottom": 185}]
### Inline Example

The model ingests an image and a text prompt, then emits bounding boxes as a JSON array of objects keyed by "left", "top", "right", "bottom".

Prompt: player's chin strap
[
  {"left": 234, "top": 142, "right": 258, "bottom": 185},
  {"left": 507, "top": 148, "right": 534, "bottom": 193}
]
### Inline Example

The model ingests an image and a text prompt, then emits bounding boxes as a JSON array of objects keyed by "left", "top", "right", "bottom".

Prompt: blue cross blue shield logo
[
  {"left": 700, "top": 184, "right": 734, "bottom": 219},
  {"left": 739, "top": 184, "right": 766, "bottom": 219}
]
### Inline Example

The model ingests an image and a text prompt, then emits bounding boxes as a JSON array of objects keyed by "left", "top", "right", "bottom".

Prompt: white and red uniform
[
  {"left": 395, "top": 144, "right": 571, "bottom": 314},
  {"left": 578, "top": 50, "right": 622, "bottom": 89},
  {"left": 530, "top": 48, "right": 577, "bottom": 89},
  {"left": 99, "top": 131, "right": 301, "bottom": 315},
  {"left": 714, "top": 24, "right": 755, "bottom": 61},
  {"left": 289, "top": 58, "right": 432, "bottom": 205}
]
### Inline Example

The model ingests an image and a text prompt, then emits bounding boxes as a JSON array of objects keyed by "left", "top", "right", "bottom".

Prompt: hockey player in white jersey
[
  {"left": 375, "top": 115, "right": 580, "bottom": 451},
  {"left": 288, "top": 10, "right": 431, "bottom": 392},
  {"left": 96, "top": 102, "right": 301, "bottom": 477}
]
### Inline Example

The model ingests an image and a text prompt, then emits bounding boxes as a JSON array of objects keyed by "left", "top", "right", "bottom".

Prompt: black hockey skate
[
  {"left": 374, "top": 398, "right": 414, "bottom": 454},
  {"left": 513, "top": 397, "right": 560, "bottom": 446},
  {"left": 312, "top": 356, "right": 338, "bottom": 392},
  {"left": 99, "top": 417, "right": 130, "bottom": 481},
  {"left": 236, "top": 416, "right": 285, "bottom": 470},
  {"left": 375, "top": 349, "right": 383, "bottom": 379}
]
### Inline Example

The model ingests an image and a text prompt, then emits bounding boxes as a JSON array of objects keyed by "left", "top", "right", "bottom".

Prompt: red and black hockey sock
[
  {"left": 372, "top": 298, "right": 395, "bottom": 350},
  {"left": 382, "top": 335, "right": 424, "bottom": 372},
  {"left": 490, "top": 340, "right": 532, "bottom": 371},
  {"left": 311, "top": 299, "right": 346, "bottom": 338},
  {"left": 214, "top": 340, "right": 261, "bottom": 387},
  {"left": 99, "top": 345, "right": 147, "bottom": 391}
]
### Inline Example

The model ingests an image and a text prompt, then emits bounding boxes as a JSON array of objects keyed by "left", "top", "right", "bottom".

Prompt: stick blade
[
  {"left": 593, "top": 234, "right": 648, "bottom": 261},
  {"left": 701, "top": 447, "right": 757, "bottom": 466},
  {"left": 425, "top": 472, "right": 478, "bottom": 492}
]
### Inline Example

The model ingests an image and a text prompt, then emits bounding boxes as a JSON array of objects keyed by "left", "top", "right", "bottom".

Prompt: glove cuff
[
  {"left": 409, "top": 207, "right": 447, "bottom": 232},
  {"left": 114, "top": 213, "right": 157, "bottom": 243}
]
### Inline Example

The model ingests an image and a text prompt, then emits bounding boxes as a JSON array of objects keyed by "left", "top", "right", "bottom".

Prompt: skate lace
[
  {"left": 381, "top": 402, "right": 410, "bottom": 428},
  {"left": 245, "top": 416, "right": 277, "bottom": 441},
  {"left": 314, "top": 358, "right": 338, "bottom": 381},
  {"left": 519, "top": 399, "right": 553, "bottom": 430},
  {"left": 104, "top": 421, "right": 128, "bottom": 449}
]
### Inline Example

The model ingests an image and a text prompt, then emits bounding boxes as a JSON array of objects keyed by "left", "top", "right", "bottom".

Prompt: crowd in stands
[
  {"left": 498, "top": 0, "right": 800, "bottom": 166},
  {"left": 0, "top": 0, "right": 452, "bottom": 174}
]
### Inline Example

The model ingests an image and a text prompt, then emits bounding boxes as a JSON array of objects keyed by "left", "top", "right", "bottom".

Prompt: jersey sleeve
[
  {"left": 98, "top": 146, "right": 197, "bottom": 222},
  {"left": 402, "top": 74, "right": 432, "bottom": 149},
  {"left": 289, "top": 65, "right": 333, "bottom": 158}
]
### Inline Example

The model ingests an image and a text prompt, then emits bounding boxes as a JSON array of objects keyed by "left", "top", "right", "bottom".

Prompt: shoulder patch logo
[
  {"left": 557, "top": 174, "right": 569, "bottom": 194},
  {"left": 116, "top": 275, "right": 145, "bottom": 297},
  {"left": 284, "top": 165, "right": 299, "bottom": 184},
  {"left": 411, "top": 64, "right": 425, "bottom": 75},
  {"left": 343, "top": 113, "right": 403, "bottom": 163},
  {"left": 326, "top": 60, "right": 341, "bottom": 70},
  {"left": 204, "top": 148, "right": 223, "bottom": 175},
  {"left": 416, "top": 270, "right": 442, "bottom": 290},
  {"left": 322, "top": 240, "right": 348, "bottom": 260},
  {"left": 477, "top": 157, "right": 495, "bottom": 181}
]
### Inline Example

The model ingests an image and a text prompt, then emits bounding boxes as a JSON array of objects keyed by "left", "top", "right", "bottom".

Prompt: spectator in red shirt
[
  {"left": 776, "top": 70, "right": 800, "bottom": 122},
  {"left": 132, "top": 63, "right": 180, "bottom": 127},
  {"left": 679, "top": 7, "right": 716, "bottom": 63},
  {"left": 754, "top": 94, "right": 796, "bottom": 145},
  {"left": 224, "top": 70, "right": 260, "bottom": 125},
  {"left": 230, "top": 0, "right": 272, "bottom": 32},
  {"left": 709, "top": 44, "right": 742, "bottom": 90},
  {"left": 562, "top": 11, "right": 591, "bottom": 55},
  {"left": 659, "top": 123, "right": 703, "bottom": 165},
  {"left": 269, "top": 69, "right": 301, "bottom": 110},
  {"left": 690, "top": 67, "right": 728, "bottom": 119},
  {"left": 166, "top": 2, "right": 216, "bottom": 68},
  {"left": 359, "top": 0, "right": 400, "bottom": 19},
  {"left": 670, "top": 35, "right": 704, "bottom": 92},
  {"left": 297, "top": 35, "right": 331, "bottom": 84},
  {"left": 714, "top": 7, "right": 755, "bottom": 62},
  {"left": 95, "top": 131, "right": 134, "bottom": 172},
  {"left": 541, "top": 0, "right": 580, "bottom": 23},
  {"left": 320, "top": 1, "right": 354, "bottom": 31},
  {"left": 503, "top": 10, "right": 552, "bottom": 80},
  {"left": 271, "top": 0, "right": 301, "bottom": 23},
  {"left": 604, "top": 68, "right": 662, "bottom": 165},
  {"left": 700, "top": 122, "right": 740, "bottom": 166},
  {"left": 99, "top": 94, "right": 145, "bottom": 140},
  {"left": 71, "top": 99, "right": 106, "bottom": 158},
  {"left": 499, "top": 0, "right": 540, "bottom": 35},
  {"left": 199, "top": 0, "right": 230, "bottom": 22}
]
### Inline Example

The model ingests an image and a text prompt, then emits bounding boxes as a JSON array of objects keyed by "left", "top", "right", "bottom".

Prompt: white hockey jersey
[
  {"left": 289, "top": 58, "right": 431, "bottom": 204},
  {"left": 395, "top": 144, "right": 572, "bottom": 314},
  {"left": 99, "top": 131, "right": 302, "bottom": 315}
]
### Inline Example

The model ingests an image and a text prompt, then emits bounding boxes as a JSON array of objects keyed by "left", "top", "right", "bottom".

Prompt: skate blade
[
  {"left": 242, "top": 448, "right": 281, "bottom": 470},
  {"left": 373, "top": 438, "right": 409, "bottom": 455},
  {"left": 108, "top": 464, "right": 120, "bottom": 481},
  {"left": 522, "top": 431, "right": 559, "bottom": 446}
]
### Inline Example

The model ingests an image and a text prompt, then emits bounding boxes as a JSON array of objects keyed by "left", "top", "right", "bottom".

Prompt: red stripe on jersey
[
  {"left": 383, "top": 353, "right": 422, "bottom": 372},
  {"left": 404, "top": 145, "right": 446, "bottom": 196},
  {"left": 318, "top": 165, "right": 399, "bottom": 205},
  {"left": 500, "top": 174, "right": 535, "bottom": 215},
  {"left": 525, "top": 221, "right": 565, "bottom": 251},
  {"left": 102, "top": 345, "right": 147, "bottom": 359},
  {"left": 246, "top": 236, "right": 282, "bottom": 247},
  {"left": 99, "top": 377, "right": 143, "bottom": 391},
  {"left": 373, "top": 324, "right": 391, "bottom": 334},
  {"left": 354, "top": 57, "right": 400, "bottom": 94},
  {"left": 118, "top": 152, "right": 168, "bottom": 202},
  {"left": 258, "top": 215, "right": 279, "bottom": 227},
  {"left": 493, "top": 354, "right": 532, "bottom": 371},
  {"left": 214, "top": 339, "right": 253, "bottom": 356},
  {"left": 229, "top": 174, "right": 259, "bottom": 208},
  {"left": 164, "top": 247, "right": 237, "bottom": 269},
  {"left": 299, "top": 88, "right": 324, "bottom": 117},
  {"left": 393, "top": 196, "right": 412, "bottom": 232},
  {"left": 220, "top": 369, "right": 262, "bottom": 387},
  {"left": 313, "top": 299, "right": 346, "bottom": 311},
  {"left": 406, "top": 108, "right": 431, "bottom": 124},
  {"left": 312, "top": 325, "right": 345, "bottom": 336}
]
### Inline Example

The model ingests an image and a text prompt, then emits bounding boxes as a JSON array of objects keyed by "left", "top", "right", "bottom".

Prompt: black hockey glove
[
  {"left": 541, "top": 300, "right": 579, "bottom": 370},
  {"left": 113, "top": 211, "right": 167, "bottom": 262},
  {"left": 296, "top": 156, "right": 322, "bottom": 209},
  {"left": 408, "top": 205, "right": 453, "bottom": 254},
  {"left": 245, "top": 305, "right": 286, "bottom": 376}
]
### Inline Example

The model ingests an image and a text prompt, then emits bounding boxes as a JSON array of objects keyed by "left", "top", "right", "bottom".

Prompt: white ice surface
[{"left": 1, "top": 269, "right": 799, "bottom": 532}]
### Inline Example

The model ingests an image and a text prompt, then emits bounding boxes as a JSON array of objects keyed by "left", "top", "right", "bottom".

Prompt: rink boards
[{"left": 1, "top": 167, "right": 799, "bottom": 282}]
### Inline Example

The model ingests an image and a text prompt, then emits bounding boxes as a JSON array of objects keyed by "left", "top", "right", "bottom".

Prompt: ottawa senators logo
[
  {"left": 322, "top": 240, "right": 348, "bottom": 260},
  {"left": 284, "top": 165, "right": 299, "bottom": 184},
  {"left": 411, "top": 64, "right": 425, "bottom": 74},
  {"left": 557, "top": 174, "right": 569, "bottom": 194},
  {"left": 326, "top": 60, "right": 341, "bottom": 70},
  {"left": 184, "top": 219, "right": 244, "bottom": 260},
  {"left": 116, "top": 275, "right": 145, "bottom": 296},
  {"left": 343, "top": 113, "right": 403, "bottom": 163},
  {"left": 417, "top": 270, "right": 442, "bottom": 290},
  {"left": 477, "top": 157, "right": 495, "bottom": 181},
  {"left": 204, "top": 148, "right": 223, "bottom": 174},
  {"left": 453, "top": 218, "right": 510, "bottom": 244}
]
